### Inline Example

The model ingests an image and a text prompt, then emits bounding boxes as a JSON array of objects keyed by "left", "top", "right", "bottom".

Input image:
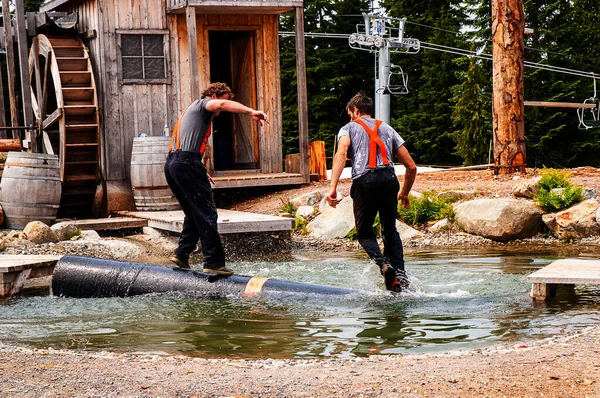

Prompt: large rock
[
  {"left": 511, "top": 176, "right": 541, "bottom": 199},
  {"left": 23, "top": 221, "right": 59, "bottom": 244},
  {"left": 396, "top": 220, "right": 425, "bottom": 242},
  {"left": 307, "top": 196, "right": 355, "bottom": 239},
  {"left": 51, "top": 221, "right": 80, "bottom": 241},
  {"left": 454, "top": 198, "right": 543, "bottom": 241},
  {"left": 542, "top": 199, "right": 600, "bottom": 240},
  {"left": 290, "top": 190, "right": 323, "bottom": 209}
]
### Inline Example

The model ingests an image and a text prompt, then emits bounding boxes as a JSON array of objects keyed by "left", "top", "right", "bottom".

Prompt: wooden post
[
  {"left": 186, "top": 6, "right": 200, "bottom": 101},
  {"left": 308, "top": 141, "right": 327, "bottom": 181},
  {"left": 1, "top": 0, "right": 20, "bottom": 132},
  {"left": 0, "top": 55, "right": 6, "bottom": 135},
  {"left": 295, "top": 6, "right": 310, "bottom": 184},
  {"left": 15, "top": 0, "right": 35, "bottom": 151},
  {"left": 492, "top": 0, "right": 526, "bottom": 175}
]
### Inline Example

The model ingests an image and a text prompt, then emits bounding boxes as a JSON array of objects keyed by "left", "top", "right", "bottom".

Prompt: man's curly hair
[
  {"left": 346, "top": 91, "right": 373, "bottom": 115},
  {"left": 201, "top": 82, "right": 235, "bottom": 99}
]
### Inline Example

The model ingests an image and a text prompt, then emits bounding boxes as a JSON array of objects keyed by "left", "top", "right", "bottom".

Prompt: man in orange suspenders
[
  {"left": 326, "top": 91, "right": 417, "bottom": 292},
  {"left": 165, "top": 82, "right": 268, "bottom": 275}
]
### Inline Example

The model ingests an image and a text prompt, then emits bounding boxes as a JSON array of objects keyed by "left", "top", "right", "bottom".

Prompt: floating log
[{"left": 52, "top": 256, "right": 356, "bottom": 298}]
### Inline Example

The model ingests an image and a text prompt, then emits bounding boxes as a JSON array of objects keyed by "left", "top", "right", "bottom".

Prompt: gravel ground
[{"left": 1, "top": 167, "right": 600, "bottom": 397}]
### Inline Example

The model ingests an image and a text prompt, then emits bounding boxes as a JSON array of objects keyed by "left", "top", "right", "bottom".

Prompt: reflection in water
[{"left": 0, "top": 247, "right": 599, "bottom": 358}]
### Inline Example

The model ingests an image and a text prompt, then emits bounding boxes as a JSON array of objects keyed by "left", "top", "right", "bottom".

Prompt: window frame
[{"left": 117, "top": 29, "right": 170, "bottom": 85}]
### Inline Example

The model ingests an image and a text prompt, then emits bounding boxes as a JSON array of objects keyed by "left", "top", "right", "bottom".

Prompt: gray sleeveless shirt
[{"left": 178, "top": 98, "right": 214, "bottom": 154}]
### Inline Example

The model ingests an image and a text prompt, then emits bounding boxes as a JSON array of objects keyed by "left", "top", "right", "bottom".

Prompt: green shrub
[
  {"left": 294, "top": 215, "right": 308, "bottom": 235},
  {"left": 398, "top": 192, "right": 455, "bottom": 226},
  {"left": 534, "top": 169, "right": 585, "bottom": 212},
  {"left": 537, "top": 168, "right": 572, "bottom": 191},
  {"left": 534, "top": 185, "right": 585, "bottom": 212}
]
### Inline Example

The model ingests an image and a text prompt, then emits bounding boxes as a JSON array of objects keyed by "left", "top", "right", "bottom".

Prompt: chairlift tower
[{"left": 349, "top": 14, "right": 419, "bottom": 124}]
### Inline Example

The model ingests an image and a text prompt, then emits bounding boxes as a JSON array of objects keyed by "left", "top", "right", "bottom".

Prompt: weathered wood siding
[
  {"left": 172, "top": 13, "right": 283, "bottom": 173},
  {"left": 52, "top": 0, "right": 171, "bottom": 181}
]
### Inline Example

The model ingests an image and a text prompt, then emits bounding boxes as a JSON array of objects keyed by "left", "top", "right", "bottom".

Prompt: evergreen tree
[
  {"left": 380, "top": 0, "right": 466, "bottom": 165},
  {"left": 279, "top": 0, "right": 374, "bottom": 157}
]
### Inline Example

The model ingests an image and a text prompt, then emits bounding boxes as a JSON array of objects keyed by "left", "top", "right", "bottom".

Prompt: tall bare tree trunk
[{"left": 492, "top": 0, "right": 526, "bottom": 174}]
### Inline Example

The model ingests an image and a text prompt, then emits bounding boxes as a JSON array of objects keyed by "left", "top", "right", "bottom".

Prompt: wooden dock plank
[
  {"left": 116, "top": 209, "right": 293, "bottom": 234},
  {"left": 526, "top": 259, "right": 600, "bottom": 284},
  {"left": 0, "top": 255, "right": 62, "bottom": 297},
  {"left": 74, "top": 217, "right": 149, "bottom": 231},
  {"left": 0, "top": 255, "right": 62, "bottom": 273},
  {"left": 527, "top": 259, "right": 600, "bottom": 301}
]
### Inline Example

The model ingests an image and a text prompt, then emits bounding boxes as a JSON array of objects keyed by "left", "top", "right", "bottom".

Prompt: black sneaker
[
  {"left": 170, "top": 255, "right": 190, "bottom": 269},
  {"left": 203, "top": 266, "right": 234, "bottom": 276},
  {"left": 380, "top": 263, "right": 402, "bottom": 292},
  {"left": 395, "top": 269, "right": 410, "bottom": 290}
]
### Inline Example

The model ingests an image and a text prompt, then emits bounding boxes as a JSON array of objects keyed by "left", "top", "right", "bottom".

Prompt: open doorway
[{"left": 209, "top": 30, "right": 259, "bottom": 171}]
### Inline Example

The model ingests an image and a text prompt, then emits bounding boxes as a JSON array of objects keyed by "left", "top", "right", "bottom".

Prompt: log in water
[{"left": 52, "top": 256, "right": 356, "bottom": 298}]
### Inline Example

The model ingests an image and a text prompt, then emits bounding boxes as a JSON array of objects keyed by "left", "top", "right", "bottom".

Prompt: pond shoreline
[{"left": 0, "top": 326, "right": 598, "bottom": 397}]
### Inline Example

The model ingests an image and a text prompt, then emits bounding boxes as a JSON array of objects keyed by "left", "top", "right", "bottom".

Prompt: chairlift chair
[
  {"left": 577, "top": 78, "right": 600, "bottom": 130},
  {"left": 381, "top": 64, "right": 409, "bottom": 95}
]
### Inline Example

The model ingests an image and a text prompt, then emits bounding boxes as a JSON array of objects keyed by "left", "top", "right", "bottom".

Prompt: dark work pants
[
  {"left": 350, "top": 168, "right": 405, "bottom": 271},
  {"left": 164, "top": 151, "right": 225, "bottom": 268}
]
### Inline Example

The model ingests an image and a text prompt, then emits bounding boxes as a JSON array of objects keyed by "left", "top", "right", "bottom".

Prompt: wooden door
[{"left": 230, "top": 34, "right": 258, "bottom": 167}]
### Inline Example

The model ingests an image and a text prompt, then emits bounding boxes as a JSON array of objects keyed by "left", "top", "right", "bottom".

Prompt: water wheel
[{"left": 28, "top": 34, "right": 100, "bottom": 218}]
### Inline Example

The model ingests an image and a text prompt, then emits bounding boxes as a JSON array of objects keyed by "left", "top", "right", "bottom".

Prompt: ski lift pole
[{"left": 376, "top": 43, "right": 391, "bottom": 123}]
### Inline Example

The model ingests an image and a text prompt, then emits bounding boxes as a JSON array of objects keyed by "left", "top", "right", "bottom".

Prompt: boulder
[
  {"left": 307, "top": 196, "right": 355, "bottom": 239},
  {"left": 396, "top": 220, "right": 425, "bottom": 241},
  {"left": 78, "top": 230, "right": 102, "bottom": 240},
  {"left": 51, "top": 221, "right": 80, "bottom": 241},
  {"left": 511, "top": 176, "right": 541, "bottom": 199},
  {"left": 542, "top": 199, "right": 600, "bottom": 240},
  {"left": 23, "top": 221, "right": 59, "bottom": 244},
  {"left": 295, "top": 205, "right": 315, "bottom": 219},
  {"left": 454, "top": 198, "right": 543, "bottom": 241},
  {"left": 428, "top": 218, "right": 451, "bottom": 233},
  {"left": 290, "top": 190, "right": 324, "bottom": 209}
]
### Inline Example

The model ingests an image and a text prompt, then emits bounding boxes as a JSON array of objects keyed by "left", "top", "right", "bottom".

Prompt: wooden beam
[
  {"left": 15, "top": 0, "right": 35, "bottom": 151},
  {"left": 2, "top": 0, "right": 20, "bottom": 131},
  {"left": 294, "top": 6, "right": 310, "bottom": 184},
  {"left": 42, "top": 108, "right": 63, "bottom": 130},
  {"left": 42, "top": 131, "right": 54, "bottom": 154},
  {"left": 524, "top": 101, "right": 597, "bottom": 109},
  {"left": 186, "top": 6, "right": 200, "bottom": 101}
]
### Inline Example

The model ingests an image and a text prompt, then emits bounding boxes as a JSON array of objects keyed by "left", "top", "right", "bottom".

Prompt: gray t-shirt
[
  {"left": 338, "top": 117, "right": 405, "bottom": 179},
  {"left": 178, "top": 98, "right": 214, "bottom": 153}
]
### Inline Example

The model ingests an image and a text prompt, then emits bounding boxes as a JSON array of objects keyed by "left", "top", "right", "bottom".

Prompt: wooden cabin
[{"left": 33, "top": 0, "right": 309, "bottom": 215}]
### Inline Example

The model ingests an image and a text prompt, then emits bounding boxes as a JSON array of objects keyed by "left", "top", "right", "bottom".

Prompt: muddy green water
[{"left": 1, "top": 247, "right": 599, "bottom": 358}]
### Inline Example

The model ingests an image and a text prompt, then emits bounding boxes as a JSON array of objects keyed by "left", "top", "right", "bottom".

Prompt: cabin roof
[{"left": 41, "top": 0, "right": 303, "bottom": 14}]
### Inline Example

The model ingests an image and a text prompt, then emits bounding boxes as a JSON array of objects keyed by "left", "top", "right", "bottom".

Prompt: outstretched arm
[
  {"left": 205, "top": 99, "right": 269, "bottom": 125},
  {"left": 395, "top": 145, "right": 417, "bottom": 208},
  {"left": 326, "top": 136, "right": 351, "bottom": 208}
]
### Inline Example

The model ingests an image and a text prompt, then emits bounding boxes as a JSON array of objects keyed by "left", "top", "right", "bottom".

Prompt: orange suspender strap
[
  {"left": 168, "top": 105, "right": 212, "bottom": 154},
  {"left": 353, "top": 119, "right": 389, "bottom": 168},
  {"left": 199, "top": 124, "right": 212, "bottom": 154}
]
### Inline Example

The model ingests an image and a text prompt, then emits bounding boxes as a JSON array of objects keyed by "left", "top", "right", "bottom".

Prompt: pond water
[{"left": 1, "top": 247, "right": 599, "bottom": 359}]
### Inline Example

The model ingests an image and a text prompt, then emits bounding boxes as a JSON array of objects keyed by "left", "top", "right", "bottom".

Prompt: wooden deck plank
[
  {"left": 116, "top": 209, "right": 293, "bottom": 234},
  {"left": 74, "top": 217, "right": 149, "bottom": 231},
  {"left": 526, "top": 259, "right": 600, "bottom": 284},
  {"left": 0, "top": 255, "right": 62, "bottom": 273}
]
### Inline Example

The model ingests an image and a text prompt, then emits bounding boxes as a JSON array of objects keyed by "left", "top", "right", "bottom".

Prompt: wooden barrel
[
  {"left": 130, "top": 136, "right": 180, "bottom": 211},
  {"left": 0, "top": 152, "right": 61, "bottom": 229}
]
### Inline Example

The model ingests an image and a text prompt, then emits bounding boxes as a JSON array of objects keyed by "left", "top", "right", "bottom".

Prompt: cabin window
[{"left": 118, "top": 32, "right": 168, "bottom": 84}]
